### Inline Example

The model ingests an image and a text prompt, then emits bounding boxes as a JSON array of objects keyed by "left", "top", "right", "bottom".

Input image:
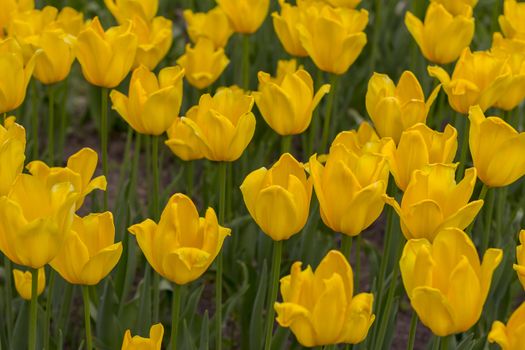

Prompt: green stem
[
  {"left": 281, "top": 135, "right": 292, "bottom": 154},
  {"left": 356, "top": 235, "right": 362, "bottom": 293},
  {"left": 216, "top": 162, "right": 227, "bottom": 350},
  {"left": 81, "top": 286, "right": 92, "bottom": 350},
  {"left": 320, "top": 74, "right": 339, "bottom": 152},
  {"left": 43, "top": 270, "right": 55, "bottom": 350},
  {"left": 456, "top": 115, "right": 469, "bottom": 181},
  {"left": 465, "top": 183, "right": 489, "bottom": 235},
  {"left": 373, "top": 203, "right": 394, "bottom": 311},
  {"left": 308, "top": 69, "right": 324, "bottom": 155},
  {"left": 481, "top": 186, "right": 495, "bottom": 253},
  {"left": 242, "top": 34, "right": 250, "bottom": 90},
  {"left": 31, "top": 81, "right": 39, "bottom": 160},
  {"left": 407, "top": 312, "right": 418, "bottom": 350},
  {"left": 101, "top": 87, "right": 109, "bottom": 211},
  {"left": 170, "top": 284, "right": 182, "bottom": 350},
  {"left": 29, "top": 268, "right": 39, "bottom": 350},
  {"left": 152, "top": 135, "right": 160, "bottom": 322},
  {"left": 58, "top": 77, "right": 69, "bottom": 163},
  {"left": 47, "top": 85, "right": 55, "bottom": 166},
  {"left": 495, "top": 187, "right": 507, "bottom": 247},
  {"left": 186, "top": 161, "right": 194, "bottom": 198},
  {"left": 440, "top": 335, "right": 450, "bottom": 350},
  {"left": 432, "top": 336, "right": 441, "bottom": 350},
  {"left": 264, "top": 240, "right": 283, "bottom": 350},
  {"left": 4, "top": 257, "right": 13, "bottom": 345},
  {"left": 130, "top": 133, "right": 142, "bottom": 209},
  {"left": 341, "top": 235, "right": 353, "bottom": 260}
]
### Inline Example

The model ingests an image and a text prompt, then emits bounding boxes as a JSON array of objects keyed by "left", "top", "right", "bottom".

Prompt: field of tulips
[{"left": 1, "top": 0, "right": 525, "bottom": 349}]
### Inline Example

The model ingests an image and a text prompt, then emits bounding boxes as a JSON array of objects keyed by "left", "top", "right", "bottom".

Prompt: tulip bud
[
  {"left": 121, "top": 323, "right": 164, "bottom": 350},
  {"left": 13, "top": 268, "right": 45, "bottom": 300},
  {"left": 499, "top": 0, "right": 525, "bottom": 41},
  {"left": 54, "top": 7, "right": 84, "bottom": 36},
  {"left": 272, "top": 0, "right": 308, "bottom": 57},
  {"left": 131, "top": 16, "right": 173, "bottom": 70},
  {"left": 217, "top": 0, "right": 270, "bottom": 34},
  {"left": 165, "top": 118, "right": 205, "bottom": 161},
  {"left": 32, "top": 29, "right": 75, "bottom": 85},
  {"left": 489, "top": 300, "right": 525, "bottom": 348},
  {"left": 183, "top": 7, "right": 233, "bottom": 49}
]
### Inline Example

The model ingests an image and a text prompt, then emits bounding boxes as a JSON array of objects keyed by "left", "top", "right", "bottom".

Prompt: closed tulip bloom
[
  {"left": 129, "top": 194, "right": 230, "bottom": 285},
  {"left": 9, "top": 6, "right": 57, "bottom": 47},
  {"left": 309, "top": 144, "right": 389, "bottom": 237},
  {"left": 0, "top": 174, "right": 78, "bottom": 268},
  {"left": 428, "top": 48, "right": 512, "bottom": 114},
  {"left": 430, "top": 0, "right": 478, "bottom": 16},
  {"left": 254, "top": 67, "right": 330, "bottom": 135},
  {"left": 489, "top": 301, "right": 525, "bottom": 349},
  {"left": 385, "top": 164, "right": 483, "bottom": 241},
  {"left": 165, "top": 118, "right": 205, "bottom": 161},
  {"left": 51, "top": 212, "right": 122, "bottom": 285},
  {"left": 32, "top": 29, "right": 75, "bottom": 84},
  {"left": 297, "top": 6, "right": 368, "bottom": 75},
  {"left": 54, "top": 7, "right": 84, "bottom": 36},
  {"left": 176, "top": 38, "right": 229, "bottom": 90},
  {"left": 0, "top": 117, "right": 26, "bottom": 196},
  {"left": 179, "top": 87, "right": 256, "bottom": 162},
  {"left": 366, "top": 71, "right": 440, "bottom": 143},
  {"left": 329, "top": 123, "right": 395, "bottom": 158},
  {"left": 400, "top": 227, "right": 502, "bottom": 336},
  {"left": 27, "top": 147, "right": 107, "bottom": 211},
  {"left": 75, "top": 17, "right": 138, "bottom": 88},
  {"left": 184, "top": 7, "right": 233, "bottom": 49},
  {"left": 499, "top": 0, "right": 525, "bottom": 40},
  {"left": 131, "top": 16, "right": 173, "bottom": 70},
  {"left": 104, "top": 0, "right": 158, "bottom": 24},
  {"left": 110, "top": 65, "right": 184, "bottom": 135},
  {"left": 263, "top": 59, "right": 302, "bottom": 86},
  {"left": 514, "top": 230, "right": 525, "bottom": 290},
  {"left": 122, "top": 323, "right": 163, "bottom": 350},
  {"left": 468, "top": 106, "right": 525, "bottom": 187},
  {"left": 272, "top": 0, "right": 308, "bottom": 57},
  {"left": 275, "top": 250, "right": 375, "bottom": 347},
  {"left": 217, "top": 0, "right": 270, "bottom": 34},
  {"left": 13, "top": 268, "right": 45, "bottom": 300},
  {"left": 0, "top": 38, "right": 36, "bottom": 114},
  {"left": 386, "top": 123, "right": 458, "bottom": 191},
  {"left": 0, "top": 0, "right": 33, "bottom": 36},
  {"left": 405, "top": 3, "right": 474, "bottom": 65},
  {"left": 240, "top": 153, "right": 312, "bottom": 241}
]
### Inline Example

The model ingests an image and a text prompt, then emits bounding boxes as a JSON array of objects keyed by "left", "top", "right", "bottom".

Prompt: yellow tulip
[
  {"left": 430, "top": 0, "right": 477, "bottom": 17},
  {"left": 26, "top": 147, "right": 107, "bottom": 211},
  {"left": 366, "top": 71, "right": 440, "bottom": 143},
  {"left": 323, "top": 0, "right": 361, "bottom": 8},
  {"left": 386, "top": 123, "right": 458, "bottom": 191},
  {"left": 254, "top": 66, "right": 330, "bottom": 135},
  {"left": 176, "top": 38, "right": 229, "bottom": 90},
  {"left": 261, "top": 59, "right": 302, "bottom": 86},
  {"left": 400, "top": 227, "right": 502, "bottom": 336},
  {"left": 217, "top": 0, "right": 270, "bottom": 34},
  {"left": 428, "top": 48, "right": 512, "bottom": 114},
  {"left": 0, "top": 173, "right": 78, "bottom": 268},
  {"left": 499, "top": 0, "right": 525, "bottom": 41},
  {"left": 272, "top": 0, "right": 308, "bottom": 57},
  {"left": 50, "top": 212, "right": 122, "bottom": 285},
  {"left": 129, "top": 193, "right": 230, "bottom": 285},
  {"left": 13, "top": 268, "right": 45, "bottom": 300},
  {"left": 31, "top": 29, "right": 75, "bottom": 85},
  {"left": 8, "top": 6, "right": 58, "bottom": 51},
  {"left": 385, "top": 164, "right": 483, "bottom": 241},
  {"left": 110, "top": 65, "right": 184, "bottom": 135},
  {"left": 514, "top": 230, "right": 525, "bottom": 290},
  {"left": 309, "top": 142, "right": 390, "bottom": 237},
  {"left": 240, "top": 153, "right": 312, "bottom": 241},
  {"left": 405, "top": 3, "right": 474, "bottom": 65},
  {"left": 297, "top": 5, "right": 368, "bottom": 74},
  {"left": 104, "top": 0, "right": 158, "bottom": 24},
  {"left": 131, "top": 16, "right": 172, "bottom": 70},
  {"left": 275, "top": 250, "right": 375, "bottom": 347},
  {"left": 0, "top": 38, "right": 36, "bottom": 114},
  {"left": 176, "top": 87, "right": 256, "bottom": 162},
  {"left": 0, "top": 117, "right": 25, "bottom": 196},
  {"left": 0, "top": 0, "right": 34, "bottom": 36},
  {"left": 165, "top": 118, "right": 205, "bottom": 161},
  {"left": 75, "top": 17, "right": 138, "bottom": 88},
  {"left": 468, "top": 106, "right": 525, "bottom": 187},
  {"left": 489, "top": 300, "right": 525, "bottom": 349},
  {"left": 329, "top": 122, "right": 386, "bottom": 155},
  {"left": 184, "top": 7, "right": 233, "bottom": 49},
  {"left": 121, "top": 323, "right": 163, "bottom": 350},
  {"left": 54, "top": 7, "right": 84, "bottom": 36}
]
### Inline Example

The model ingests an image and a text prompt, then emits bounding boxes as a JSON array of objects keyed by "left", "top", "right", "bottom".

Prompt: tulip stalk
[
  {"left": 101, "top": 87, "right": 109, "bottom": 210},
  {"left": 356, "top": 235, "right": 362, "bottom": 292},
  {"left": 81, "top": 286, "right": 93, "bottom": 350},
  {"left": 43, "top": 270, "right": 56, "bottom": 350},
  {"left": 264, "top": 239, "right": 283, "bottom": 350},
  {"left": 3, "top": 257, "right": 13, "bottom": 344},
  {"left": 170, "top": 283, "right": 182, "bottom": 350},
  {"left": 320, "top": 74, "right": 338, "bottom": 152},
  {"left": 152, "top": 135, "right": 161, "bottom": 322},
  {"left": 58, "top": 78, "right": 69, "bottom": 163},
  {"left": 47, "top": 85, "right": 55, "bottom": 165},
  {"left": 216, "top": 161, "right": 227, "bottom": 350},
  {"left": 456, "top": 115, "right": 469, "bottom": 181},
  {"left": 480, "top": 186, "right": 495, "bottom": 254},
  {"left": 31, "top": 81, "right": 39, "bottom": 160},
  {"left": 341, "top": 235, "right": 352, "bottom": 261},
  {"left": 242, "top": 34, "right": 250, "bottom": 90},
  {"left": 29, "top": 268, "right": 39, "bottom": 350}
]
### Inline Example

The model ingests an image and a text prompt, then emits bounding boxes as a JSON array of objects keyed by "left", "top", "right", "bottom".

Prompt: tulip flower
[
  {"left": 104, "top": 0, "right": 158, "bottom": 24},
  {"left": 8, "top": 6, "right": 57, "bottom": 49},
  {"left": 0, "top": 38, "right": 36, "bottom": 114},
  {"left": 386, "top": 123, "right": 458, "bottom": 191},
  {"left": 176, "top": 38, "right": 229, "bottom": 90},
  {"left": 165, "top": 118, "right": 205, "bottom": 161},
  {"left": 366, "top": 71, "right": 440, "bottom": 143},
  {"left": 385, "top": 164, "right": 483, "bottom": 241},
  {"left": 254, "top": 66, "right": 330, "bottom": 135},
  {"left": 405, "top": 3, "right": 474, "bottom": 65},
  {"left": 468, "top": 106, "right": 525, "bottom": 187},
  {"left": 240, "top": 153, "right": 312, "bottom": 241},
  {"left": 174, "top": 87, "right": 256, "bottom": 162},
  {"left": 297, "top": 5, "right": 368, "bottom": 74},
  {"left": 309, "top": 142, "right": 390, "bottom": 237},
  {"left": 514, "top": 230, "right": 525, "bottom": 290},
  {"left": 217, "top": 0, "right": 270, "bottom": 34},
  {"left": 183, "top": 7, "right": 233, "bottom": 49},
  {"left": 489, "top": 301, "right": 525, "bottom": 349},
  {"left": 275, "top": 250, "right": 375, "bottom": 346},
  {"left": 428, "top": 48, "right": 512, "bottom": 114},
  {"left": 75, "top": 17, "right": 138, "bottom": 88},
  {"left": 129, "top": 193, "right": 230, "bottom": 285},
  {"left": 400, "top": 227, "right": 502, "bottom": 336},
  {"left": 262, "top": 59, "right": 302, "bottom": 86},
  {"left": 110, "top": 65, "right": 184, "bottom": 135},
  {"left": 50, "top": 212, "right": 122, "bottom": 285},
  {"left": 31, "top": 29, "right": 75, "bottom": 85},
  {"left": 499, "top": 0, "right": 525, "bottom": 41},
  {"left": 13, "top": 268, "right": 45, "bottom": 301},
  {"left": 272, "top": 0, "right": 308, "bottom": 57},
  {"left": 329, "top": 122, "right": 395, "bottom": 158},
  {"left": 430, "top": 0, "right": 477, "bottom": 16},
  {"left": 131, "top": 16, "right": 173, "bottom": 70},
  {"left": 54, "top": 6, "right": 84, "bottom": 36},
  {"left": 0, "top": 0, "right": 33, "bottom": 36},
  {"left": 0, "top": 174, "right": 78, "bottom": 268},
  {"left": 0, "top": 117, "right": 26, "bottom": 196},
  {"left": 122, "top": 323, "right": 164, "bottom": 350}
]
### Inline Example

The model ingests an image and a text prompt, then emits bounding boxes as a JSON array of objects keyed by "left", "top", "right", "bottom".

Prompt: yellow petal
[{"left": 411, "top": 287, "right": 455, "bottom": 336}]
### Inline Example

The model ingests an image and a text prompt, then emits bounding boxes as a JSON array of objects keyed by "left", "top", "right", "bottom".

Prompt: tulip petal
[
  {"left": 480, "top": 248, "right": 503, "bottom": 301},
  {"left": 437, "top": 200, "right": 483, "bottom": 232},
  {"left": 239, "top": 168, "right": 268, "bottom": 222},
  {"left": 411, "top": 287, "right": 455, "bottom": 336},
  {"left": 163, "top": 248, "right": 211, "bottom": 285},
  {"left": 340, "top": 293, "right": 375, "bottom": 344},
  {"left": 312, "top": 274, "right": 346, "bottom": 345},
  {"left": 255, "top": 185, "right": 298, "bottom": 240},
  {"left": 227, "top": 112, "right": 256, "bottom": 161},
  {"left": 488, "top": 321, "right": 510, "bottom": 348},
  {"left": 340, "top": 181, "right": 386, "bottom": 236},
  {"left": 314, "top": 250, "right": 354, "bottom": 303},
  {"left": 274, "top": 302, "right": 316, "bottom": 347},
  {"left": 485, "top": 133, "right": 525, "bottom": 187},
  {"left": 80, "top": 242, "right": 123, "bottom": 285},
  {"left": 129, "top": 219, "right": 160, "bottom": 272},
  {"left": 403, "top": 199, "right": 443, "bottom": 240},
  {"left": 50, "top": 232, "right": 89, "bottom": 284}
]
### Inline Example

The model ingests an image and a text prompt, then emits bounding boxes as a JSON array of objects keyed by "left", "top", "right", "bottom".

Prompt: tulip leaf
[
  {"left": 249, "top": 260, "right": 268, "bottom": 350},
  {"left": 198, "top": 310, "right": 209, "bottom": 350}
]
